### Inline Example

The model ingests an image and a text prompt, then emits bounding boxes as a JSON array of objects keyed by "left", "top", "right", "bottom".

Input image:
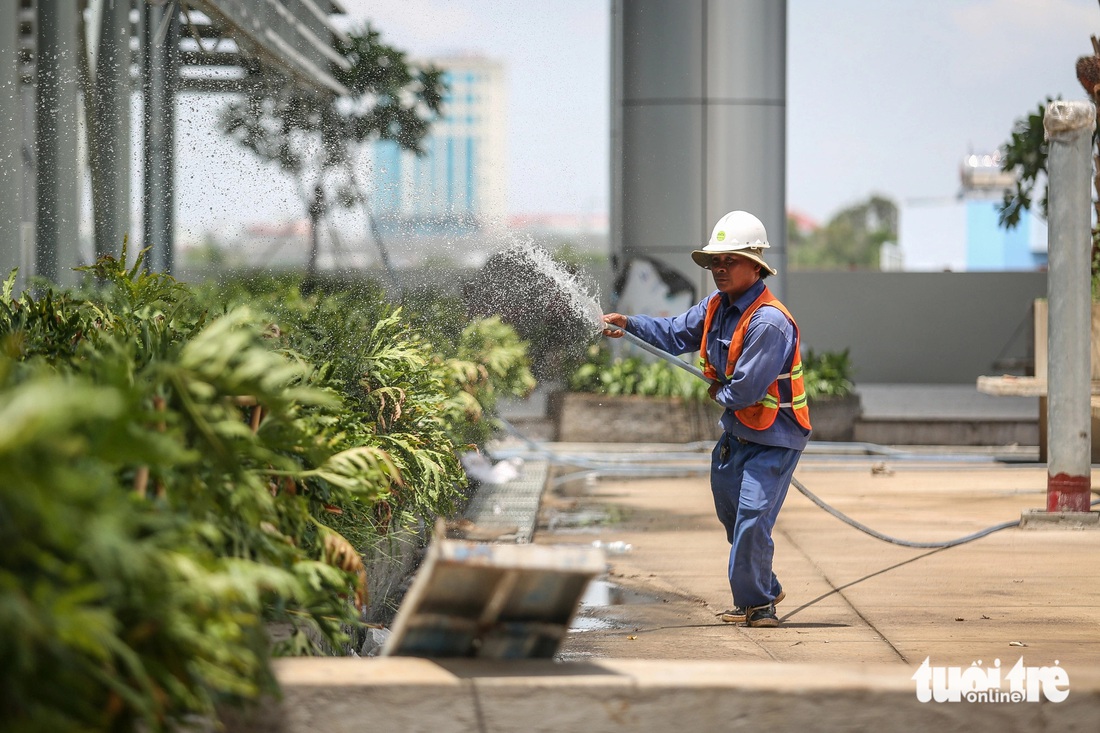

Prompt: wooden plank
[{"left": 977, "top": 375, "right": 1100, "bottom": 397}]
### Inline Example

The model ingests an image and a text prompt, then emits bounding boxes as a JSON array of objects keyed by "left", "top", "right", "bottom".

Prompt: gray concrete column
[
  {"left": 612, "top": 0, "right": 787, "bottom": 301},
  {"left": 92, "top": 0, "right": 132, "bottom": 260},
  {"left": 35, "top": 0, "right": 83, "bottom": 285},
  {"left": 0, "top": 0, "right": 21, "bottom": 280},
  {"left": 1043, "top": 99, "right": 1094, "bottom": 513},
  {"left": 141, "top": 0, "right": 177, "bottom": 274}
]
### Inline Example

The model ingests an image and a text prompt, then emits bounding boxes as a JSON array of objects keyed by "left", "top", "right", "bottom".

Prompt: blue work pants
[{"left": 710, "top": 432, "right": 801, "bottom": 609}]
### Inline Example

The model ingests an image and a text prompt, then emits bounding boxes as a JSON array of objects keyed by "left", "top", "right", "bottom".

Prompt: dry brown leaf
[{"left": 321, "top": 529, "right": 368, "bottom": 610}]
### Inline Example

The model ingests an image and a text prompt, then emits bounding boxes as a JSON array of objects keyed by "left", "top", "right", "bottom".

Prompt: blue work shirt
[{"left": 624, "top": 279, "right": 811, "bottom": 451}]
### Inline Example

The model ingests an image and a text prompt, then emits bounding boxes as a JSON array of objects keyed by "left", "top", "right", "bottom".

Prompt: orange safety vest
[{"left": 700, "top": 287, "right": 812, "bottom": 432}]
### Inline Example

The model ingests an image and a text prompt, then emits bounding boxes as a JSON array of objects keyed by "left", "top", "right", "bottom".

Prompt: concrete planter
[
  {"left": 551, "top": 392, "right": 723, "bottom": 443},
  {"left": 553, "top": 392, "right": 863, "bottom": 444},
  {"left": 808, "top": 393, "right": 862, "bottom": 442}
]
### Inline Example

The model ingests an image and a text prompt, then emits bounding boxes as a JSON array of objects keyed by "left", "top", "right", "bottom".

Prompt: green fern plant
[
  {"left": 0, "top": 254, "right": 538, "bottom": 726},
  {"left": 801, "top": 348, "right": 855, "bottom": 400},
  {"left": 0, "top": 370, "right": 296, "bottom": 731}
]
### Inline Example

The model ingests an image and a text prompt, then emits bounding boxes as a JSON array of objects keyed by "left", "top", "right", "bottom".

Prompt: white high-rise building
[{"left": 371, "top": 55, "right": 507, "bottom": 237}]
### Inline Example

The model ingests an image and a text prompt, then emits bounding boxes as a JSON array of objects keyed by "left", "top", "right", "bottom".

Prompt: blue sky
[{"left": 177, "top": 0, "right": 1095, "bottom": 262}]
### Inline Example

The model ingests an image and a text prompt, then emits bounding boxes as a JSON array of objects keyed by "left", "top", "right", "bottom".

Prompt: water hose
[
  {"left": 609, "top": 327, "right": 714, "bottom": 383},
  {"left": 493, "top": 413, "right": 1100, "bottom": 549}
]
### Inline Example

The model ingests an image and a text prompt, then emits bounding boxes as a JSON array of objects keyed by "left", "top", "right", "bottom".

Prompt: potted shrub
[{"left": 802, "top": 348, "right": 862, "bottom": 442}]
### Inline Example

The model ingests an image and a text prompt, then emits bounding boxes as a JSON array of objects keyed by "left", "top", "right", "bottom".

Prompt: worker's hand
[
  {"left": 708, "top": 380, "right": 722, "bottom": 402},
  {"left": 602, "top": 313, "right": 628, "bottom": 337}
]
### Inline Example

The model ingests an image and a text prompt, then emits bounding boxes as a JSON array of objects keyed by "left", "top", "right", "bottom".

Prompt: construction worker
[{"left": 602, "top": 210, "right": 811, "bottom": 628}]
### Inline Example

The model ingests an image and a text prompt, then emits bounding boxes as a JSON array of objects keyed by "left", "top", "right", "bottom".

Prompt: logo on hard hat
[{"left": 716, "top": 231, "right": 726, "bottom": 242}]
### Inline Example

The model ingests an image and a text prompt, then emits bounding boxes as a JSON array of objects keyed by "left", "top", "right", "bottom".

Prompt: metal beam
[
  {"left": 195, "top": 0, "right": 349, "bottom": 95},
  {"left": 179, "top": 49, "right": 257, "bottom": 67},
  {"left": 176, "top": 74, "right": 263, "bottom": 94}
]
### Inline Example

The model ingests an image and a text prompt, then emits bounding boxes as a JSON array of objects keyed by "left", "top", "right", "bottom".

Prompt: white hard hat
[{"left": 691, "top": 210, "right": 777, "bottom": 275}]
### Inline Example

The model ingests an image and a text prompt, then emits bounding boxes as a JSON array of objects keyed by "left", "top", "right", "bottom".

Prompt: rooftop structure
[{"left": 0, "top": 0, "right": 350, "bottom": 288}]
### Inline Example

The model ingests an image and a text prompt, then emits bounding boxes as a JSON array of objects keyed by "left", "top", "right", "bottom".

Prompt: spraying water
[
  {"left": 488, "top": 242, "right": 604, "bottom": 333},
  {"left": 465, "top": 242, "right": 605, "bottom": 380},
  {"left": 468, "top": 242, "right": 712, "bottom": 383}
]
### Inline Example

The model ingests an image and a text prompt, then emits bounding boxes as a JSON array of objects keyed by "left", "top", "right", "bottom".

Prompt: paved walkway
[
  {"left": 243, "top": 443, "right": 1100, "bottom": 732},
  {"left": 537, "top": 446, "right": 1099, "bottom": 670},
  {"left": 246, "top": 445, "right": 1100, "bottom": 733}
]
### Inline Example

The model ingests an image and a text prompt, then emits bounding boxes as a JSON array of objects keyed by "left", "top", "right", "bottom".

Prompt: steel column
[
  {"left": 34, "top": 0, "right": 82, "bottom": 284},
  {"left": 141, "top": 0, "right": 178, "bottom": 273},
  {"left": 92, "top": 0, "right": 133, "bottom": 259},
  {"left": 0, "top": 0, "right": 20, "bottom": 280}
]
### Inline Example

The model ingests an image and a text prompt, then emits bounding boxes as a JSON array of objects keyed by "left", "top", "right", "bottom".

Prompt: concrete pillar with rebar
[{"left": 1043, "top": 99, "right": 1095, "bottom": 514}]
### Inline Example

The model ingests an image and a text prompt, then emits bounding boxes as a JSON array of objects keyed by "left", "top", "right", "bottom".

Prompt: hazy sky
[
  {"left": 177, "top": 0, "right": 1095, "bottom": 246},
  {"left": 788, "top": 0, "right": 1091, "bottom": 220}
]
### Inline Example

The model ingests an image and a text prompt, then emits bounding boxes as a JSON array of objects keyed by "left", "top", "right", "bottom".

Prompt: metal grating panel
[{"left": 462, "top": 460, "right": 548, "bottom": 544}]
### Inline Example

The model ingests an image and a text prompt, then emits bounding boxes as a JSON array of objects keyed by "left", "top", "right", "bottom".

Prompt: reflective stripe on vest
[{"left": 700, "top": 287, "right": 813, "bottom": 432}]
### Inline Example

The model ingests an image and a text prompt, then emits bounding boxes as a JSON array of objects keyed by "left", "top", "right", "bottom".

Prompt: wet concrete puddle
[{"left": 569, "top": 579, "right": 660, "bottom": 632}]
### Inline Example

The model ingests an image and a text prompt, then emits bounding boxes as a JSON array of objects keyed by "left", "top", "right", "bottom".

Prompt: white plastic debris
[
  {"left": 460, "top": 451, "right": 524, "bottom": 485},
  {"left": 591, "top": 540, "right": 633, "bottom": 555}
]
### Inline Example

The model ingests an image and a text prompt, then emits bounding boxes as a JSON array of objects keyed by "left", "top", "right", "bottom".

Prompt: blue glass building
[{"left": 371, "top": 55, "right": 506, "bottom": 239}]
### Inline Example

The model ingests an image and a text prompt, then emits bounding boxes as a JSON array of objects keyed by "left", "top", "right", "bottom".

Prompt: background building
[
  {"left": 371, "top": 55, "right": 507, "bottom": 242},
  {"left": 898, "top": 151, "right": 1047, "bottom": 272},
  {"left": 960, "top": 152, "right": 1047, "bottom": 271}
]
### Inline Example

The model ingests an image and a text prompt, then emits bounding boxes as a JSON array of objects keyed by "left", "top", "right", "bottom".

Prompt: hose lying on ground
[{"left": 490, "top": 415, "right": 1099, "bottom": 551}]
